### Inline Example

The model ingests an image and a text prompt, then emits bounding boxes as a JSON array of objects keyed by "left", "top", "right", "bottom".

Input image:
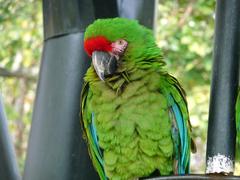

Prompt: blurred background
[{"left": 0, "top": 0, "right": 218, "bottom": 175}]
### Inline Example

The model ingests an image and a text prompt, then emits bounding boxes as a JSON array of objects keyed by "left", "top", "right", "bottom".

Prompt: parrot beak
[{"left": 92, "top": 51, "right": 118, "bottom": 81}]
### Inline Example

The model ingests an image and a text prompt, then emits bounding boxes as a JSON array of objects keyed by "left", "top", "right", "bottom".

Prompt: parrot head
[{"left": 84, "top": 18, "right": 163, "bottom": 81}]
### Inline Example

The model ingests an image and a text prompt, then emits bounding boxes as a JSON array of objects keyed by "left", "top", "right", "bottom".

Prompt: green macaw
[{"left": 81, "top": 18, "right": 195, "bottom": 180}]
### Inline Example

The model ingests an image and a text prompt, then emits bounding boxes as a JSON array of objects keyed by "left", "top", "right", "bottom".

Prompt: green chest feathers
[{"left": 88, "top": 74, "right": 175, "bottom": 179}]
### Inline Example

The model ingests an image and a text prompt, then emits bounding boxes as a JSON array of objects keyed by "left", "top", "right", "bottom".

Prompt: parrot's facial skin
[
  {"left": 111, "top": 39, "right": 128, "bottom": 57},
  {"left": 85, "top": 37, "right": 128, "bottom": 81}
]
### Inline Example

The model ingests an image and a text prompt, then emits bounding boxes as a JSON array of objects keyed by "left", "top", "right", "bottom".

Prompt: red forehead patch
[{"left": 84, "top": 36, "right": 112, "bottom": 56}]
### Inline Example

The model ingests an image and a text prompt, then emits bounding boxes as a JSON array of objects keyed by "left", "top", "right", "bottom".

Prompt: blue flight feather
[
  {"left": 91, "top": 113, "right": 103, "bottom": 157},
  {"left": 90, "top": 113, "right": 108, "bottom": 180},
  {"left": 168, "top": 94, "right": 189, "bottom": 174}
]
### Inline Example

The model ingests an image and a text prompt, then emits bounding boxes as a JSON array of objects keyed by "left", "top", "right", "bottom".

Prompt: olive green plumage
[{"left": 81, "top": 18, "right": 195, "bottom": 180}]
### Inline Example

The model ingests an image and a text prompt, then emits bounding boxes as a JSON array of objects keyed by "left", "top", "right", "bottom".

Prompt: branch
[
  {"left": 178, "top": 1, "right": 195, "bottom": 28},
  {"left": 0, "top": 67, "right": 37, "bottom": 81}
]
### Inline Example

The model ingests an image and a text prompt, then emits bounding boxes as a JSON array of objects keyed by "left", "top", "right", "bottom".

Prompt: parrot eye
[
  {"left": 118, "top": 40, "right": 123, "bottom": 45},
  {"left": 117, "top": 39, "right": 126, "bottom": 45}
]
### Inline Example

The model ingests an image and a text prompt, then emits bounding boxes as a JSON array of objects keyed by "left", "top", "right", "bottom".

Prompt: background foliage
[
  {"left": 0, "top": 0, "right": 42, "bottom": 171},
  {"left": 0, "top": 0, "right": 229, "bottom": 175}
]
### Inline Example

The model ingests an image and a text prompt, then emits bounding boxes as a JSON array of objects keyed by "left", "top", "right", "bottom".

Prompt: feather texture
[
  {"left": 81, "top": 69, "right": 193, "bottom": 179},
  {"left": 168, "top": 94, "right": 189, "bottom": 174},
  {"left": 80, "top": 18, "right": 194, "bottom": 180}
]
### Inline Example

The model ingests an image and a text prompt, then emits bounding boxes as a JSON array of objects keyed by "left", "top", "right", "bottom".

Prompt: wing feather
[
  {"left": 165, "top": 75, "right": 193, "bottom": 174},
  {"left": 81, "top": 82, "right": 107, "bottom": 180},
  {"left": 168, "top": 94, "right": 189, "bottom": 174}
]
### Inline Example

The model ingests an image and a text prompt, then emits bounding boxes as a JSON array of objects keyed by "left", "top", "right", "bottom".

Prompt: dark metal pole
[
  {"left": 206, "top": 0, "right": 240, "bottom": 174},
  {"left": 117, "top": 0, "right": 157, "bottom": 30},
  {"left": 0, "top": 95, "right": 20, "bottom": 180}
]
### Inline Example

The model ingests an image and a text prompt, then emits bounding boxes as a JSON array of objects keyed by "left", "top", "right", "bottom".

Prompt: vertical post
[
  {"left": 117, "top": 0, "right": 157, "bottom": 30},
  {"left": 206, "top": 0, "right": 240, "bottom": 174},
  {"left": 0, "top": 95, "right": 20, "bottom": 180}
]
